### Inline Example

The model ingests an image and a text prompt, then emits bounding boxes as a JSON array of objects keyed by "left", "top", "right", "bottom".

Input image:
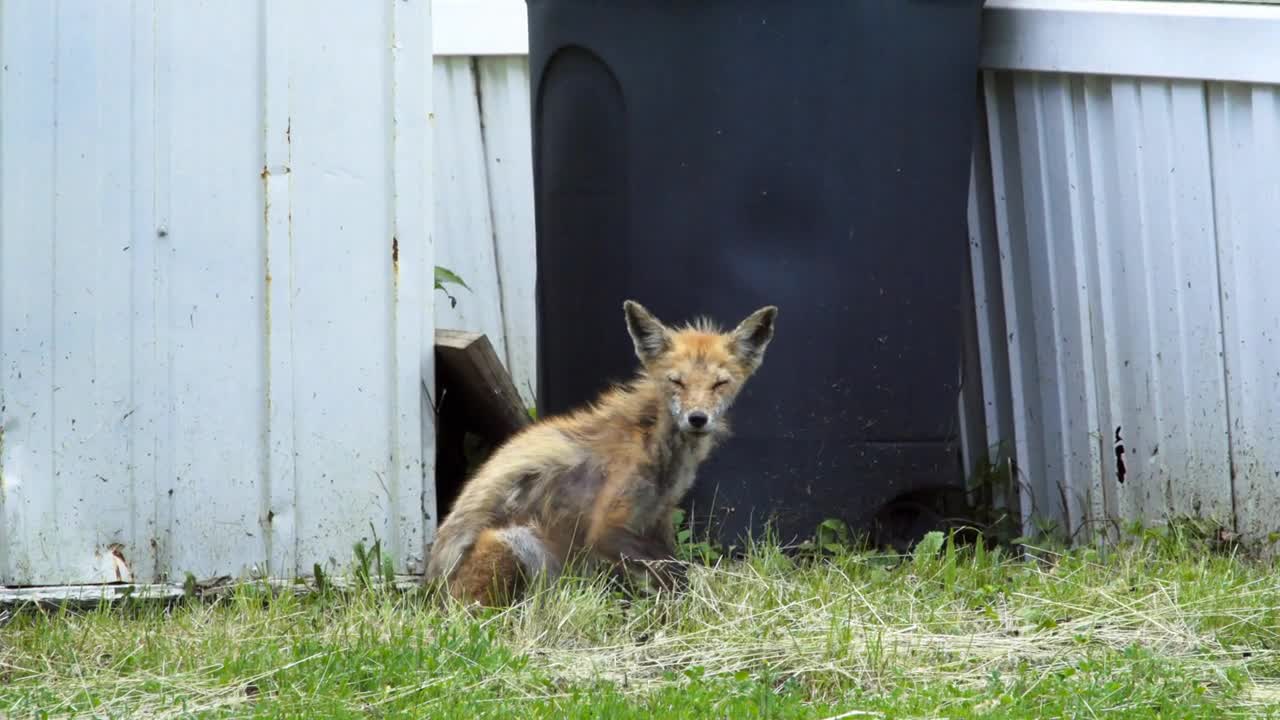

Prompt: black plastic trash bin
[{"left": 529, "top": 0, "right": 986, "bottom": 549}]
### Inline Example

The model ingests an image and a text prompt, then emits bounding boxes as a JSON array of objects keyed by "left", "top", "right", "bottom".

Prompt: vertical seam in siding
[
  {"left": 152, "top": 0, "right": 175, "bottom": 582},
  {"left": 50, "top": 0, "right": 63, "bottom": 575},
  {"left": 1137, "top": 85, "right": 1168, "bottom": 519},
  {"left": 1078, "top": 77, "right": 1120, "bottom": 543},
  {"left": 1030, "top": 74, "right": 1073, "bottom": 535},
  {"left": 472, "top": 56, "right": 515, "bottom": 377},
  {"left": 970, "top": 73, "right": 1017, "bottom": 514},
  {"left": 1160, "top": 81, "right": 1191, "bottom": 517},
  {"left": 1061, "top": 75, "right": 1101, "bottom": 542},
  {"left": 262, "top": 0, "right": 298, "bottom": 578},
  {"left": 1202, "top": 82, "right": 1240, "bottom": 532},
  {"left": 389, "top": 0, "right": 432, "bottom": 571},
  {"left": 287, "top": 132, "right": 298, "bottom": 572},
  {"left": 983, "top": 71, "right": 1037, "bottom": 534},
  {"left": 259, "top": 0, "right": 271, "bottom": 579},
  {"left": 0, "top": 0, "right": 10, "bottom": 582},
  {"left": 128, "top": 0, "right": 155, "bottom": 581},
  {"left": 387, "top": 0, "right": 402, "bottom": 569}
]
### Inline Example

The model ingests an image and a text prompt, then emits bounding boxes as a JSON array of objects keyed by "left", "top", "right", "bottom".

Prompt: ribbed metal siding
[
  {"left": 968, "top": 70, "right": 1280, "bottom": 542},
  {"left": 1208, "top": 83, "right": 1280, "bottom": 543},
  {"left": 433, "top": 55, "right": 538, "bottom": 409},
  {"left": 0, "top": 0, "right": 435, "bottom": 585}
]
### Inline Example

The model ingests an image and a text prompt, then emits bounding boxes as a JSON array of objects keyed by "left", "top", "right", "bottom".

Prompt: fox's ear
[
  {"left": 730, "top": 305, "right": 778, "bottom": 368},
  {"left": 623, "top": 300, "right": 671, "bottom": 364}
]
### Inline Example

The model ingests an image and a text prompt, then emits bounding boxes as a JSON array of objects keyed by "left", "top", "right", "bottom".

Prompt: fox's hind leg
[{"left": 450, "top": 525, "right": 559, "bottom": 606}]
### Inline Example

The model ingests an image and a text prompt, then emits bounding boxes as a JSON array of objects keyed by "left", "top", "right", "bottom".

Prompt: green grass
[{"left": 3, "top": 529, "right": 1280, "bottom": 719}]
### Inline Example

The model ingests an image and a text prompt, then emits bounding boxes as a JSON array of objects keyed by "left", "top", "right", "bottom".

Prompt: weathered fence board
[
  {"left": 433, "top": 56, "right": 538, "bottom": 410},
  {"left": 0, "top": 0, "right": 436, "bottom": 585}
]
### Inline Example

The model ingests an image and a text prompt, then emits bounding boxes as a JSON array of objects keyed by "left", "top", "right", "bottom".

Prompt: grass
[{"left": 3, "top": 526, "right": 1280, "bottom": 719}]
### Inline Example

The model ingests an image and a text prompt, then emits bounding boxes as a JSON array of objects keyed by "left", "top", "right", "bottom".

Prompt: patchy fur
[{"left": 424, "top": 300, "right": 778, "bottom": 606}]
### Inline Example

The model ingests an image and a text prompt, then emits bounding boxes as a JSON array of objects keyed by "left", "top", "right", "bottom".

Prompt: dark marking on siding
[{"left": 1114, "top": 426, "right": 1126, "bottom": 485}]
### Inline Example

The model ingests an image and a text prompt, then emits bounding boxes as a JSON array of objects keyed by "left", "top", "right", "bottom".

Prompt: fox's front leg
[
  {"left": 642, "top": 521, "right": 689, "bottom": 592},
  {"left": 598, "top": 527, "right": 683, "bottom": 592},
  {"left": 587, "top": 487, "right": 684, "bottom": 593}
]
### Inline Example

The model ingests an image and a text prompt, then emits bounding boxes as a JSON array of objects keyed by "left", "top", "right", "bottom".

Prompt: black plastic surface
[{"left": 529, "top": 0, "right": 985, "bottom": 547}]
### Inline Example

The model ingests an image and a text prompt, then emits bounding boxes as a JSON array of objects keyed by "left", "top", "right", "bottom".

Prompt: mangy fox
[{"left": 425, "top": 300, "right": 778, "bottom": 606}]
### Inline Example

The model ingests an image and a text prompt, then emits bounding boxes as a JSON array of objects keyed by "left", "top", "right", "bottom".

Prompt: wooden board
[{"left": 435, "top": 329, "right": 531, "bottom": 441}]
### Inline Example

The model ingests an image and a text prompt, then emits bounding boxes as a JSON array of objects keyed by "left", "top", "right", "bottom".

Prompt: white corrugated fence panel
[
  {"left": 157, "top": 2, "right": 271, "bottom": 581},
  {"left": 434, "top": 57, "right": 509, "bottom": 371},
  {"left": 476, "top": 57, "right": 539, "bottom": 407},
  {"left": 1208, "top": 83, "right": 1280, "bottom": 543},
  {"left": 432, "top": 55, "right": 537, "bottom": 409},
  {"left": 963, "top": 94, "right": 1020, "bottom": 521},
  {"left": 0, "top": 0, "right": 435, "bottom": 585},
  {"left": 982, "top": 72, "right": 1062, "bottom": 534},
  {"left": 1091, "top": 76, "right": 1233, "bottom": 531},
  {"left": 974, "top": 69, "right": 1275, "bottom": 542}
]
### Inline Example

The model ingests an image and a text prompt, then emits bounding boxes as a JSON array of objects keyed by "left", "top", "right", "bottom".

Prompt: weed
[{"left": 434, "top": 265, "right": 468, "bottom": 309}]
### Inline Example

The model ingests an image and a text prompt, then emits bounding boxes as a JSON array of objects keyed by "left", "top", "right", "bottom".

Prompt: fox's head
[{"left": 623, "top": 300, "right": 777, "bottom": 436}]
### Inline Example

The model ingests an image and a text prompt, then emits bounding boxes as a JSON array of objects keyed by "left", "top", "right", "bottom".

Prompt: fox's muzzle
[{"left": 677, "top": 409, "right": 715, "bottom": 434}]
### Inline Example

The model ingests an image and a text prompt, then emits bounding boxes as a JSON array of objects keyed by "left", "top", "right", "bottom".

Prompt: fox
[{"left": 424, "top": 299, "right": 778, "bottom": 606}]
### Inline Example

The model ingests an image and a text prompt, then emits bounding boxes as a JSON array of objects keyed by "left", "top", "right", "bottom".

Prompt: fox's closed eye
[
  {"left": 713, "top": 379, "right": 729, "bottom": 389},
  {"left": 670, "top": 377, "right": 685, "bottom": 388}
]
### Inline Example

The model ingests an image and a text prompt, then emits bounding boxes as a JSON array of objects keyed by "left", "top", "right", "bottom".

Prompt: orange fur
[
  {"left": 450, "top": 528, "right": 526, "bottom": 606},
  {"left": 424, "top": 300, "right": 778, "bottom": 606}
]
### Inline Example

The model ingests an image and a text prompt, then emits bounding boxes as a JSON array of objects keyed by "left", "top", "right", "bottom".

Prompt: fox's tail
[
  {"left": 424, "top": 427, "right": 582, "bottom": 589},
  {"left": 424, "top": 508, "right": 486, "bottom": 583}
]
